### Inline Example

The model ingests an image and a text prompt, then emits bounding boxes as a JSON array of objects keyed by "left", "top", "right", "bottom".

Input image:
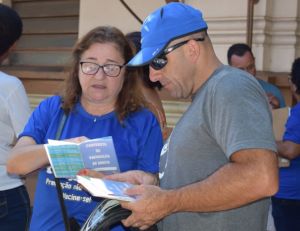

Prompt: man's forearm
[{"left": 166, "top": 150, "right": 278, "bottom": 213}]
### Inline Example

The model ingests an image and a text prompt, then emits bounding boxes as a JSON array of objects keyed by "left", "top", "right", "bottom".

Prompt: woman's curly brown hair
[{"left": 61, "top": 26, "right": 145, "bottom": 123}]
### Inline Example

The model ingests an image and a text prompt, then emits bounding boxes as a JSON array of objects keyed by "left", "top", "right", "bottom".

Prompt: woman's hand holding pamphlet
[
  {"left": 44, "top": 136, "right": 135, "bottom": 201},
  {"left": 44, "top": 136, "right": 120, "bottom": 178}
]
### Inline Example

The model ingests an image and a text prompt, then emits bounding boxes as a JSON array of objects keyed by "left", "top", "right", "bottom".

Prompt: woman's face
[{"left": 79, "top": 42, "right": 125, "bottom": 107}]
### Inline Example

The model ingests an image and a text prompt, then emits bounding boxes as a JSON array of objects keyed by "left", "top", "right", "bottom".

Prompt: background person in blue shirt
[
  {"left": 227, "top": 43, "right": 286, "bottom": 109},
  {"left": 7, "top": 26, "right": 163, "bottom": 231},
  {"left": 272, "top": 57, "right": 300, "bottom": 231}
]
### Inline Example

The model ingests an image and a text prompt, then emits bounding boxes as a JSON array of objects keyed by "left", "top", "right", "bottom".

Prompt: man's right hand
[
  {"left": 105, "top": 170, "right": 159, "bottom": 185},
  {"left": 78, "top": 169, "right": 158, "bottom": 185},
  {"left": 266, "top": 93, "right": 280, "bottom": 109}
]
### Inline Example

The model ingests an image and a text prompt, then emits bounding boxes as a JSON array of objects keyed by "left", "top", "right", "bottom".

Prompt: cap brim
[{"left": 127, "top": 43, "right": 165, "bottom": 67}]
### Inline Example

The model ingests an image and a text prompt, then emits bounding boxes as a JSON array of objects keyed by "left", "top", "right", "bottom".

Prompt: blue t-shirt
[
  {"left": 22, "top": 96, "right": 163, "bottom": 231},
  {"left": 275, "top": 103, "right": 300, "bottom": 199},
  {"left": 257, "top": 79, "right": 286, "bottom": 108}
]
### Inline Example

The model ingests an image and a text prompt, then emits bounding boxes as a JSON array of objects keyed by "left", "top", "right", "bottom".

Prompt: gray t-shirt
[{"left": 158, "top": 65, "right": 276, "bottom": 231}]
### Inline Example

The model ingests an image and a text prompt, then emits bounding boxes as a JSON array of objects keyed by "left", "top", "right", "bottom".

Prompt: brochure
[
  {"left": 44, "top": 136, "right": 119, "bottom": 178},
  {"left": 76, "top": 175, "right": 136, "bottom": 202},
  {"left": 272, "top": 107, "right": 291, "bottom": 167}
]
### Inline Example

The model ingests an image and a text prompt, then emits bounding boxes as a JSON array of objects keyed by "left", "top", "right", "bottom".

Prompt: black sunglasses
[{"left": 150, "top": 37, "right": 205, "bottom": 70}]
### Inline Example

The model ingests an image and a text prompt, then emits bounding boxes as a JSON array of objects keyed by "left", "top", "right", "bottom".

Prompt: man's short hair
[
  {"left": 0, "top": 4, "right": 22, "bottom": 56},
  {"left": 227, "top": 43, "right": 253, "bottom": 65}
]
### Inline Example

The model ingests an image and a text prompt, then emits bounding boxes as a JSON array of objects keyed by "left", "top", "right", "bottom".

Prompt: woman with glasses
[{"left": 7, "top": 26, "right": 163, "bottom": 231}]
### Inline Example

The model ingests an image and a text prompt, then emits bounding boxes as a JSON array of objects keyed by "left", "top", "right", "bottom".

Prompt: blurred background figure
[
  {"left": 227, "top": 43, "right": 286, "bottom": 109},
  {"left": 0, "top": 3, "right": 31, "bottom": 231},
  {"left": 272, "top": 57, "right": 300, "bottom": 231},
  {"left": 126, "top": 31, "right": 169, "bottom": 140}
]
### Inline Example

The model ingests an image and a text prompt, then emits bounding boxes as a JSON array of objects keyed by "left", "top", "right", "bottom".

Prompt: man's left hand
[{"left": 120, "top": 184, "right": 173, "bottom": 230}]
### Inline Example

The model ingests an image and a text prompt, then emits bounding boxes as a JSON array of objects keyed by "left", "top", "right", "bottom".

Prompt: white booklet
[
  {"left": 76, "top": 175, "right": 136, "bottom": 202},
  {"left": 44, "top": 136, "right": 119, "bottom": 178}
]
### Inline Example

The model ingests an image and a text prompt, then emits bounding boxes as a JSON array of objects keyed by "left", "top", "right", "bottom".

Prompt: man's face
[
  {"left": 230, "top": 51, "right": 256, "bottom": 76},
  {"left": 148, "top": 39, "right": 195, "bottom": 99}
]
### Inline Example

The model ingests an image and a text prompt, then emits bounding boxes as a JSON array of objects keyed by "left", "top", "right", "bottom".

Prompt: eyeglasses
[
  {"left": 150, "top": 37, "right": 205, "bottom": 70},
  {"left": 80, "top": 61, "right": 124, "bottom": 77}
]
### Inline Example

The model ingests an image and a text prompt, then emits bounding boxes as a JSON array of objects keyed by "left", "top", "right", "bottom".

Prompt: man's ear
[{"left": 186, "top": 39, "right": 200, "bottom": 62}]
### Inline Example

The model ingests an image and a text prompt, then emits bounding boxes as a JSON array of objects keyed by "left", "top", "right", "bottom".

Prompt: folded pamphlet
[
  {"left": 44, "top": 136, "right": 119, "bottom": 178},
  {"left": 76, "top": 175, "right": 136, "bottom": 202}
]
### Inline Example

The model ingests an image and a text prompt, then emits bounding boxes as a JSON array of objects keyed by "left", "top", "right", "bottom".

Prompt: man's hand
[
  {"left": 77, "top": 169, "right": 158, "bottom": 186},
  {"left": 105, "top": 170, "right": 158, "bottom": 185},
  {"left": 120, "top": 185, "right": 173, "bottom": 230},
  {"left": 266, "top": 93, "right": 280, "bottom": 109}
]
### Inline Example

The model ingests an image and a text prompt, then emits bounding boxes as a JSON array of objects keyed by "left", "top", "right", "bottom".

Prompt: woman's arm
[
  {"left": 277, "top": 140, "right": 300, "bottom": 160},
  {"left": 7, "top": 136, "right": 49, "bottom": 175}
]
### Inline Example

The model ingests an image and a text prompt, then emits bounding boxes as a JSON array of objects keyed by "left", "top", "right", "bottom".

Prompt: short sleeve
[
  {"left": 127, "top": 109, "right": 163, "bottom": 173},
  {"left": 211, "top": 71, "right": 276, "bottom": 158},
  {"left": 20, "top": 96, "right": 62, "bottom": 144},
  {"left": 7, "top": 79, "right": 31, "bottom": 136}
]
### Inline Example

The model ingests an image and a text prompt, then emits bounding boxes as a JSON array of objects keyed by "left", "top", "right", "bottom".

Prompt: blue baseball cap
[{"left": 127, "top": 2, "right": 207, "bottom": 67}]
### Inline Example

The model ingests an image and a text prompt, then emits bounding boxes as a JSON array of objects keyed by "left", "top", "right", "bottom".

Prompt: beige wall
[
  {"left": 2, "top": 0, "right": 299, "bottom": 73},
  {"left": 79, "top": 0, "right": 300, "bottom": 73},
  {"left": 79, "top": 0, "right": 164, "bottom": 37},
  {"left": 255, "top": 0, "right": 299, "bottom": 72}
]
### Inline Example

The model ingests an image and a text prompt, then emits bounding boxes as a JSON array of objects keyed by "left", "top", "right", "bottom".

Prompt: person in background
[
  {"left": 227, "top": 43, "right": 286, "bottom": 109},
  {"left": 272, "top": 57, "right": 300, "bottom": 231},
  {"left": 0, "top": 3, "right": 31, "bottom": 231},
  {"left": 125, "top": 31, "right": 169, "bottom": 140},
  {"left": 7, "top": 26, "right": 163, "bottom": 231},
  {"left": 82, "top": 3, "right": 278, "bottom": 231}
]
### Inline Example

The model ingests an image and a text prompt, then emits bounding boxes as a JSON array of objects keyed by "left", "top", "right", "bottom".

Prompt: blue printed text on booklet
[{"left": 44, "top": 136, "right": 119, "bottom": 178}]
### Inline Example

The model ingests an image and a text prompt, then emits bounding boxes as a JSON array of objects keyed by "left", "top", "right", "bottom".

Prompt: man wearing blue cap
[{"left": 84, "top": 2, "right": 279, "bottom": 231}]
